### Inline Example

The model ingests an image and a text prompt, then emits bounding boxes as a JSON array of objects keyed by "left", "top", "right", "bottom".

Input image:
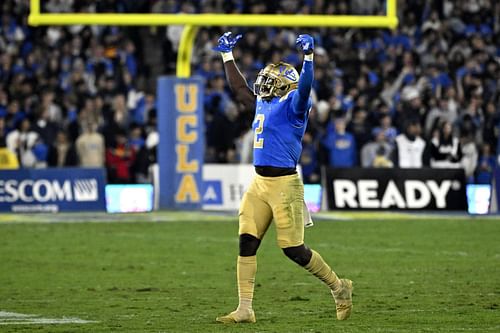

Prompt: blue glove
[
  {"left": 296, "top": 34, "right": 314, "bottom": 55},
  {"left": 213, "top": 32, "right": 242, "bottom": 53}
]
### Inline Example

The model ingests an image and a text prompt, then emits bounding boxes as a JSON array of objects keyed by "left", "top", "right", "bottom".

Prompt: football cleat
[
  {"left": 331, "top": 278, "right": 353, "bottom": 320},
  {"left": 216, "top": 309, "right": 256, "bottom": 324}
]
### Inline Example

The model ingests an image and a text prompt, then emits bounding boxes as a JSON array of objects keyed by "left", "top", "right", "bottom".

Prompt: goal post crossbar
[{"left": 28, "top": 0, "right": 398, "bottom": 77}]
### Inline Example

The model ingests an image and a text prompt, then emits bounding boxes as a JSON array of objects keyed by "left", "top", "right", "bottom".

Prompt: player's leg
[
  {"left": 283, "top": 244, "right": 353, "bottom": 320},
  {"left": 272, "top": 175, "right": 353, "bottom": 320},
  {"left": 216, "top": 182, "right": 272, "bottom": 324}
]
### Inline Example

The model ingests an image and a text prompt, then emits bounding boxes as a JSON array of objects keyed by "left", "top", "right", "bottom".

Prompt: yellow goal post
[{"left": 28, "top": 0, "right": 398, "bottom": 77}]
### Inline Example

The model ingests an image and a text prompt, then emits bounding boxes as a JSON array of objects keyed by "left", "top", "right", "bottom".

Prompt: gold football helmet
[{"left": 253, "top": 62, "right": 299, "bottom": 99}]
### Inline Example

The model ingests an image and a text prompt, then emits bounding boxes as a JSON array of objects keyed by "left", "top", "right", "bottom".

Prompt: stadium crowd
[{"left": 0, "top": 0, "right": 498, "bottom": 184}]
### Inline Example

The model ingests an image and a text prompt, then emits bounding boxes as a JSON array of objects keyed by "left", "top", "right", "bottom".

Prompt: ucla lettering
[
  {"left": 175, "top": 84, "right": 198, "bottom": 113},
  {"left": 174, "top": 83, "right": 201, "bottom": 203},
  {"left": 176, "top": 144, "right": 199, "bottom": 173},
  {"left": 177, "top": 115, "right": 198, "bottom": 143},
  {"left": 175, "top": 174, "right": 200, "bottom": 202}
]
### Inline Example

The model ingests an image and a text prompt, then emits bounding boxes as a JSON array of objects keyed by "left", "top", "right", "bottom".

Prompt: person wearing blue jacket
[{"left": 321, "top": 116, "right": 357, "bottom": 168}]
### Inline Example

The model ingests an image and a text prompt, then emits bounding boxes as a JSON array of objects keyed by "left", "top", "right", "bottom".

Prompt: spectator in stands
[
  {"left": 76, "top": 122, "right": 105, "bottom": 168},
  {"left": 429, "top": 121, "right": 463, "bottom": 168},
  {"left": 475, "top": 143, "right": 496, "bottom": 184},
  {"left": 106, "top": 129, "right": 136, "bottom": 183},
  {"left": 372, "top": 113, "right": 397, "bottom": 145},
  {"left": 309, "top": 100, "right": 332, "bottom": 142},
  {"left": 47, "top": 130, "right": 78, "bottom": 167},
  {"left": 482, "top": 101, "right": 499, "bottom": 149},
  {"left": 40, "top": 89, "right": 63, "bottom": 124},
  {"left": 394, "top": 120, "right": 428, "bottom": 168},
  {"left": 372, "top": 145, "right": 394, "bottom": 168},
  {"left": 347, "top": 108, "right": 371, "bottom": 153},
  {"left": 361, "top": 129, "right": 394, "bottom": 168},
  {"left": 0, "top": 116, "right": 6, "bottom": 147},
  {"left": 397, "top": 86, "right": 427, "bottom": 129},
  {"left": 206, "top": 100, "right": 240, "bottom": 163},
  {"left": 33, "top": 107, "right": 59, "bottom": 146},
  {"left": 6, "top": 118, "right": 39, "bottom": 168},
  {"left": 300, "top": 132, "right": 319, "bottom": 183},
  {"left": 460, "top": 134, "right": 478, "bottom": 183},
  {"left": 128, "top": 124, "right": 145, "bottom": 153},
  {"left": 204, "top": 74, "right": 231, "bottom": 117},
  {"left": 3, "top": 99, "right": 24, "bottom": 135},
  {"left": 458, "top": 106, "right": 482, "bottom": 146},
  {"left": 31, "top": 138, "right": 49, "bottom": 169},
  {"left": 128, "top": 123, "right": 149, "bottom": 182},
  {"left": 425, "top": 98, "right": 458, "bottom": 138},
  {"left": 320, "top": 115, "right": 357, "bottom": 168},
  {"left": 236, "top": 128, "right": 254, "bottom": 164},
  {"left": 0, "top": 0, "right": 497, "bottom": 185},
  {"left": 143, "top": 107, "right": 157, "bottom": 138}
]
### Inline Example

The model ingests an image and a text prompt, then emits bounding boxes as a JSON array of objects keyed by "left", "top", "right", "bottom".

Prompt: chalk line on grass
[{"left": 0, "top": 311, "right": 97, "bottom": 325}]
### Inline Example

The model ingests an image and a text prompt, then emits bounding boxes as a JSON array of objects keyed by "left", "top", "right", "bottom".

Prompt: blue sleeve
[{"left": 292, "top": 59, "right": 313, "bottom": 115}]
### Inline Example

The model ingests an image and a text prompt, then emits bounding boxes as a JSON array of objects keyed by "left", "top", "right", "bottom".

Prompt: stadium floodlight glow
[{"left": 28, "top": 0, "right": 398, "bottom": 77}]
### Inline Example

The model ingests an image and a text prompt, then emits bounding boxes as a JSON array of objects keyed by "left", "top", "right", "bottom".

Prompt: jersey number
[{"left": 253, "top": 114, "right": 265, "bottom": 149}]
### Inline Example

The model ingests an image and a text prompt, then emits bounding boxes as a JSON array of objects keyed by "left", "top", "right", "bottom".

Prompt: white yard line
[
  {"left": 0, "top": 311, "right": 36, "bottom": 318},
  {"left": 0, "top": 211, "right": 237, "bottom": 224},
  {"left": 0, "top": 311, "right": 97, "bottom": 325}
]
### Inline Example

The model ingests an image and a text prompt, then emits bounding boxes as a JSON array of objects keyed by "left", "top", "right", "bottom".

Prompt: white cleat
[{"left": 216, "top": 309, "right": 256, "bottom": 323}]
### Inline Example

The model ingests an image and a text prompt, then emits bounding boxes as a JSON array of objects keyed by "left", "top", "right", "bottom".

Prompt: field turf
[{"left": 0, "top": 212, "right": 499, "bottom": 332}]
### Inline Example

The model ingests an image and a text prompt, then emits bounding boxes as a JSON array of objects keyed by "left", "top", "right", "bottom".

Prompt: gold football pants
[{"left": 239, "top": 173, "right": 304, "bottom": 248}]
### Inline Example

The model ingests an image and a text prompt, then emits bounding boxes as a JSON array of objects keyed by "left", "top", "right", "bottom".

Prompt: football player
[{"left": 214, "top": 31, "right": 353, "bottom": 323}]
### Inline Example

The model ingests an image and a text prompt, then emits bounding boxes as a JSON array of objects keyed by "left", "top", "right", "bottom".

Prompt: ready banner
[
  {"left": 325, "top": 168, "right": 467, "bottom": 211},
  {"left": 0, "top": 168, "right": 106, "bottom": 213}
]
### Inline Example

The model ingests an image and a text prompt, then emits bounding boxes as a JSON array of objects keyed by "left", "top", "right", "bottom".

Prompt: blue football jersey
[{"left": 252, "top": 90, "right": 312, "bottom": 168}]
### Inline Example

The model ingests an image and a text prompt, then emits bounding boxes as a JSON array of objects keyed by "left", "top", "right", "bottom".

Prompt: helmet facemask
[{"left": 253, "top": 62, "right": 299, "bottom": 100}]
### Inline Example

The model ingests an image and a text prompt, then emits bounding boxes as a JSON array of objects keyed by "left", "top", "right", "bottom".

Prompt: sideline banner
[
  {"left": 157, "top": 76, "right": 204, "bottom": 210},
  {"left": 202, "top": 164, "right": 254, "bottom": 211},
  {"left": 0, "top": 168, "right": 106, "bottom": 212},
  {"left": 325, "top": 167, "right": 467, "bottom": 211},
  {"left": 202, "top": 164, "right": 305, "bottom": 211}
]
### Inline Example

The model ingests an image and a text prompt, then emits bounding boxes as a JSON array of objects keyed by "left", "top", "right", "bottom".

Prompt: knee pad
[
  {"left": 239, "top": 233, "right": 261, "bottom": 256},
  {"left": 283, "top": 244, "right": 312, "bottom": 266}
]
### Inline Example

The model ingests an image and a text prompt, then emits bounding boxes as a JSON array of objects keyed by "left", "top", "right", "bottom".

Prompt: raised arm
[
  {"left": 292, "top": 34, "right": 314, "bottom": 115},
  {"left": 214, "top": 32, "right": 256, "bottom": 112}
]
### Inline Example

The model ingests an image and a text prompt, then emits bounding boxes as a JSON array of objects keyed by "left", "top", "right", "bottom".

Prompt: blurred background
[{"left": 0, "top": 0, "right": 499, "bottom": 214}]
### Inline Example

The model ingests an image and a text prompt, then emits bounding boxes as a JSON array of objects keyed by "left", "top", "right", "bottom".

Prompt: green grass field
[{"left": 0, "top": 212, "right": 499, "bottom": 332}]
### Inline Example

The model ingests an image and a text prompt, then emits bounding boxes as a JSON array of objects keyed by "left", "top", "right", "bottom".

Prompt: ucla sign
[{"left": 157, "top": 77, "right": 204, "bottom": 209}]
